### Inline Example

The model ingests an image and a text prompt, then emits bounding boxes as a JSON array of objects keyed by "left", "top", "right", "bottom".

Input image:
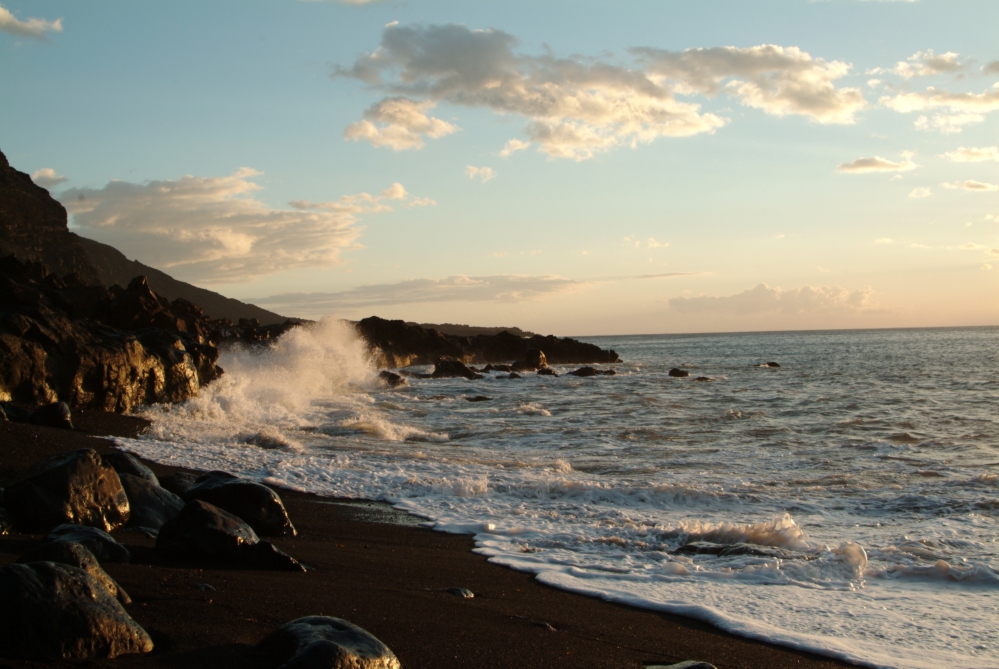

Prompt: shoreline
[{"left": 1, "top": 411, "right": 857, "bottom": 669}]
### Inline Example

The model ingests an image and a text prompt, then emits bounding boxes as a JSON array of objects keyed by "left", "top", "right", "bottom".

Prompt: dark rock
[
  {"left": 159, "top": 471, "right": 198, "bottom": 496},
  {"left": 764, "top": 361, "right": 781, "bottom": 368},
  {"left": 44, "top": 524, "right": 131, "bottom": 563},
  {"left": 668, "top": 368, "right": 690, "bottom": 378},
  {"left": 18, "top": 540, "right": 130, "bottom": 604},
  {"left": 119, "top": 473, "right": 183, "bottom": 531},
  {"left": 431, "top": 359, "right": 483, "bottom": 380},
  {"left": 512, "top": 349, "right": 548, "bottom": 373},
  {"left": 103, "top": 452, "right": 158, "bottom": 485},
  {"left": 445, "top": 587, "right": 474, "bottom": 598},
  {"left": 674, "top": 542, "right": 815, "bottom": 561},
  {"left": 536, "top": 368, "right": 558, "bottom": 377},
  {"left": 397, "top": 370, "right": 432, "bottom": 379},
  {"left": 0, "top": 562, "right": 153, "bottom": 660},
  {"left": 3, "top": 448, "right": 130, "bottom": 533},
  {"left": 506, "top": 372, "right": 521, "bottom": 379},
  {"left": 258, "top": 616, "right": 400, "bottom": 669},
  {"left": 693, "top": 376, "right": 711, "bottom": 382},
  {"left": 376, "top": 370, "right": 407, "bottom": 388},
  {"left": 156, "top": 500, "right": 303, "bottom": 571},
  {"left": 182, "top": 471, "right": 296, "bottom": 537},
  {"left": 196, "top": 582, "right": 215, "bottom": 591},
  {"left": 482, "top": 363, "right": 513, "bottom": 373},
  {"left": 464, "top": 396, "right": 491, "bottom": 402},
  {"left": 568, "top": 366, "right": 616, "bottom": 377},
  {"left": 0, "top": 506, "right": 12, "bottom": 535},
  {"left": 27, "top": 401, "right": 73, "bottom": 429},
  {"left": 0, "top": 401, "right": 31, "bottom": 422}
]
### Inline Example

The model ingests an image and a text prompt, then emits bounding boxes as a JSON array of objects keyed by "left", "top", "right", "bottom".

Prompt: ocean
[{"left": 118, "top": 320, "right": 999, "bottom": 669}]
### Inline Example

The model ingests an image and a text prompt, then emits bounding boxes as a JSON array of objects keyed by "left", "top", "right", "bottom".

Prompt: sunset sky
[{"left": 2, "top": 0, "right": 997, "bottom": 335}]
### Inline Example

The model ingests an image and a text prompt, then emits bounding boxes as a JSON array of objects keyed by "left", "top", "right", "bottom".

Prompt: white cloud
[
  {"left": 939, "top": 146, "right": 999, "bottom": 163},
  {"left": 465, "top": 165, "right": 496, "bottom": 183},
  {"left": 336, "top": 25, "right": 864, "bottom": 160},
  {"left": 499, "top": 139, "right": 531, "bottom": 157},
  {"left": 891, "top": 50, "right": 967, "bottom": 79},
  {"left": 344, "top": 97, "right": 458, "bottom": 151},
  {"left": 669, "top": 283, "right": 875, "bottom": 316},
  {"left": 60, "top": 168, "right": 421, "bottom": 284},
  {"left": 31, "top": 168, "right": 67, "bottom": 188},
  {"left": 982, "top": 61, "right": 999, "bottom": 75},
  {"left": 942, "top": 180, "right": 999, "bottom": 192},
  {"left": 914, "top": 112, "right": 985, "bottom": 134},
  {"left": 0, "top": 3, "right": 61, "bottom": 40},
  {"left": 882, "top": 84, "right": 999, "bottom": 133},
  {"left": 622, "top": 236, "right": 668, "bottom": 249},
  {"left": 909, "top": 187, "right": 933, "bottom": 198},
  {"left": 836, "top": 155, "right": 918, "bottom": 173}
]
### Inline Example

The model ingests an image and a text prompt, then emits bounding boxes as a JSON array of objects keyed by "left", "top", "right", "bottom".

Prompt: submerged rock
[
  {"left": 119, "top": 473, "right": 184, "bottom": 531},
  {"left": 4, "top": 448, "right": 130, "bottom": 533},
  {"left": 431, "top": 359, "right": 483, "bottom": 380},
  {"left": 0, "top": 562, "right": 153, "bottom": 660},
  {"left": 258, "top": 616, "right": 401, "bottom": 669},
  {"left": 159, "top": 471, "right": 199, "bottom": 496},
  {"left": 18, "top": 540, "right": 131, "bottom": 604},
  {"left": 465, "top": 396, "right": 491, "bottom": 402},
  {"left": 536, "top": 368, "right": 558, "bottom": 377},
  {"left": 182, "top": 471, "right": 296, "bottom": 537},
  {"left": 764, "top": 361, "right": 781, "bottom": 368},
  {"left": 44, "top": 524, "right": 131, "bottom": 563},
  {"left": 568, "top": 366, "right": 616, "bottom": 377},
  {"left": 103, "top": 452, "right": 159, "bottom": 486},
  {"left": 668, "top": 368, "right": 689, "bottom": 378},
  {"left": 377, "top": 370, "right": 407, "bottom": 388},
  {"left": 674, "top": 541, "right": 815, "bottom": 561},
  {"left": 482, "top": 363, "right": 513, "bottom": 373}
]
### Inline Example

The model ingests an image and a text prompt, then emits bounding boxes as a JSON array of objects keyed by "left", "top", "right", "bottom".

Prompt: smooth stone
[
  {"left": 258, "top": 616, "right": 401, "bottom": 669},
  {"left": 377, "top": 370, "right": 407, "bottom": 388},
  {"left": 103, "top": 452, "right": 159, "bottom": 485},
  {"left": 445, "top": 587, "right": 474, "bottom": 598},
  {"left": 44, "top": 524, "right": 131, "bottom": 563},
  {"left": 119, "top": 473, "right": 184, "bottom": 531},
  {"left": 27, "top": 402, "right": 74, "bottom": 430},
  {"left": 159, "top": 471, "right": 199, "bottom": 496},
  {"left": 0, "top": 562, "right": 153, "bottom": 660},
  {"left": 182, "top": 471, "right": 296, "bottom": 537},
  {"left": 668, "top": 368, "right": 690, "bottom": 378},
  {"left": 18, "top": 540, "right": 131, "bottom": 604}
]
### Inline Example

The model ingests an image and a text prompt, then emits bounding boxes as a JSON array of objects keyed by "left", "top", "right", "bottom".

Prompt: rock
[
  {"left": 0, "top": 562, "right": 153, "bottom": 660},
  {"left": 431, "top": 359, "right": 483, "bottom": 380},
  {"left": 482, "top": 364, "right": 513, "bottom": 373},
  {"left": 159, "top": 471, "right": 199, "bottom": 496},
  {"left": 397, "top": 370, "right": 432, "bottom": 379},
  {"left": 44, "top": 524, "right": 131, "bottom": 563},
  {"left": 668, "top": 368, "right": 690, "bottom": 378},
  {"left": 377, "top": 370, "right": 407, "bottom": 388},
  {"left": 674, "top": 542, "right": 815, "bottom": 561},
  {"left": 646, "top": 662, "right": 717, "bottom": 669},
  {"left": 3, "top": 448, "right": 130, "bottom": 533},
  {"left": 512, "top": 349, "right": 548, "bottom": 373},
  {"left": 18, "top": 540, "right": 131, "bottom": 604},
  {"left": 0, "top": 505, "right": 12, "bottom": 535},
  {"left": 505, "top": 372, "right": 521, "bottom": 379},
  {"left": 536, "top": 368, "right": 558, "bottom": 377},
  {"left": 156, "top": 500, "right": 303, "bottom": 571},
  {"left": 182, "top": 471, "right": 296, "bottom": 537},
  {"left": 27, "top": 401, "right": 73, "bottom": 429},
  {"left": 0, "top": 401, "right": 31, "bottom": 422},
  {"left": 119, "top": 473, "right": 184, "bottom": 531},
  {"left": 102, "top": 452, "right": 159, "bottom": 485},
  {"left": 258, "top": 616, "right": 401, "bottom": 669},
  {"left": 445, "top": 587, "right": 474, "bottom": 598},
  {"left": 568, "top": 366, "right": 617, "bottom": 377},
  {"left": 693, "top": 376, "right": 711, "bottom": 382},
  {"left": 764, "top": 361, "right": 781, "bottom": 368},
  {"left": 465, "top": 396, "right": 491, "bottom": 402}
]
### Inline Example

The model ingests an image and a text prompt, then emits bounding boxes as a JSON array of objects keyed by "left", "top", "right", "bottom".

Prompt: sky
[{"left": 2, "top": 0, "right": 997, "bottom": 336}]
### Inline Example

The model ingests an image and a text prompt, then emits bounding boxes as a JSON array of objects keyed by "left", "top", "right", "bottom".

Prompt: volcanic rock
[
  {"left": 103, "top": 452, "right": 159, "bottom": 485},
  {"left": 119, "top": 473, "right": 184, "bottom": 531},
  {"left": 18, "top": 540, "right": 131, "bottom": 604},
  {"left": 258, "top": 616, "right": 401, "bottom": 669},
  {"left": 668, "top": 368, "right": 690, "bottom": 378},
  {"left": 44, "top": 524, "right": 131, "bottom": 563},
  {"left": 182, "top": 471, "right": 296, "bottom": 537},
  {"left": 431, "top": 359, "right": 483, "bottom": 380}
]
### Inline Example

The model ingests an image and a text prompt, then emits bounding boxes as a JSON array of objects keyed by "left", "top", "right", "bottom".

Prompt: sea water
[{"left": 118, "top": 320, "right": 999, "bottom": 669}]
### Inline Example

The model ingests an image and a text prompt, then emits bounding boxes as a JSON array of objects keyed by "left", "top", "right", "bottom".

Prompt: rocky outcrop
[
  {"left": 181, "top": 471, "right": 296, "bottom": 537},
  {"left": 568, "top": 366, "right": 616, "bottom": 377},
  {"left": 377, "top": 370, "right": 407, "bottom": 388},
  {"left": 355, "top": 316, "right": 619, "bottom": 368},
  {"left": 3, "top": 449, "right": 130, "bottom": 533},
  {"left": 0, "top": 561, "right": 153, "bottom": 660},
  {"left": 119, "top": 473, "right": 184, "bottom": 531},
  {"left": 668, "top": 368, "right": 689, "bottom": 378},
  {"left": 17, "top": 540, "right": 131, "bottom": 604},
  {"left": 258, "top": 616, "right": 401, "bottom": 669},
  {"left": 431, "top": 359, "right": 483, "bottom": 380}
]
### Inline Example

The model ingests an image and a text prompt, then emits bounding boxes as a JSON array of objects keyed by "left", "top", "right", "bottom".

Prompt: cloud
[
  {"left": 982, "top": 61, "right": 999, "bottom": 75},
  {"left": 622, "top": 236, "right": 668, "bottom": 249},
  {"left": 909, "top": 187, "right": 933, "bottom": 198},
  {"left": 939, "top": 146, "right": 999, "bottom": 162},
  {"left": 913, "top": 112, "right": 985, "bottom": 134},
  {"left": 465, "top": 165, "right": 496, "bottom": 183},
  {"left": 669, "top": 283, "right": 875, "bottom": 316},
  {"left": 890, "top": 50, "right": 968, "bottom": 79},
  {"left": 31, "top": 168, "right": 67, "bottom": 188},
  {"left": 0, "top": 3, "right": 62, "bottom": 40},
  {"left": 336, "top": 24, "right": 864, "bottom": 160},
  {"left": 882, "top": 84, "right": 999, "bottom": 133},
  {"left": 344, "top": 97, "right": 458, "bottom": 151},
  {"left": 942, "top": 180, "right": 999, "bottom": 192},
  {"left": 836, "top": 155, "right": 918, "bottom": 173},
  {"left": 60, "top": 168, "right": 421, "bottom": 284}
]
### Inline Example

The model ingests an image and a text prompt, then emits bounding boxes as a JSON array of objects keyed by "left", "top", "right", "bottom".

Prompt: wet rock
[
  {"left": 119, "top": 473, "right": 184, "bottom": 531},
  {"left": 44, "top": 524, "right": 131, "bottom": 563},
  {"left": 0, "top": 561, "right": 153, "bottom": 660},
  {"left": 568, "top": 366, "right": 617, "bottom": 377},
  {"left": 397, "top": 370, "right": 432, "bottom": 379},
  {"left": 764, "top": 361, "right": 781, "bottom": 368},
  {"left": 18, "top": 540, "right": 131, "bottom": 604},
  {"left": 431, "top": 359, "right": 483, "bottom": 380},
  {"left": 156, "top": 500, "right": 303, "bottom": 571},
  {"left": 512, "top": 349, "right": 548, "bottom": 372},
  {"left": 465, "top": 396, "right": 491, "bottom": 402},
  {"left": 258, "top": 616, "right": 400, "bottom": 669},
  {"left": 668, "top": 368, "right": 689, "bottom": 378},
  {"left": 3, "top": 448, "right": 130, "bottom": 533},
  {"left": 377, "top": 370, "right": 407, "bottom": 388},
  {"left": 103, "top": 452, "right": 159, "bottom": 485},
  {"left": 27, "top": 401, "right": 73, "bottom": 430},
  {"left": 536, "top": 368, "right": 558, "bottom": 377},
  {"left": 504, "top": 372, "right": 522, "bottom": 379},
  {"left": 482, "top": 363, "right": 513, "bottom": 373},
  {"left": 674, "top": 541, "right": 815, "bottom": 560},
  {"left": 694, "top": 376, "right": 711, "bottom": 382},
  {"left": 445, "top": 587, "right": 475, "bottom": 598},
  {"left": 159, "top": 471, "right": 198, "bottom": 496},
  {"left": 0, "top": 401, "right": 31, "bottom": 423},
  {"left": 182, "top": 471, "right": 296, "bottom": 537}
]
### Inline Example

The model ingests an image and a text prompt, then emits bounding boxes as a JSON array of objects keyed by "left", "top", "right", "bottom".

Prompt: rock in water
[
  {"left": 431, "top": 359, "right": 483, "bottom": 380},
  {"left": 512, "top": 348, "right": 548, "bottom": 372},
  {"left": 44, "top": 524, "right": 131, "bottom": 563},
  {"left": 568, "top": 366, "right": 617, "bottom": 377},
  {"left": 18, "top": 540, "right": 131, "bottom": 604},
  {"left": 465, "top": 396, "right": 491, "bottom": 402},
  {"left": 259, "top": 616, "right": 401, "bottom": 669},
  {"left": 27, "top": 401, "right": 73, "bottom": 430},
  {"left": 182, "top": 471, "right": 296, "bottom": 537},
  {"left": 536, "top": 368, "right": 558, "bottom": 377},
  {"left": 119, "top": 473, "right": 184, "bottom": 531},
  {"left": 159, "top": 471, "right": 198, "bottom": 496},
  {"left": 0, "top": 562, "right": 153, "bottom": 660},
  {"left": 377, "top": 370, "right": 407, "bottom": 388},
  {"left": 3, "top": 449, "right": 130, "bottom": 533},
  {"left": 102, "top": 452, "right": 159, "bottom": 485},
  {"left": 764, "top": 361, "right": 781, "bottom": 368},
  {"left": 668, "top": 368, "right": 690, "bottom": 378}
]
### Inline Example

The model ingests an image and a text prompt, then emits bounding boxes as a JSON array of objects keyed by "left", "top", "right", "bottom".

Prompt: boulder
[
  {"left": 44, "top": 524, "right": 131, "bottom": 563},
  {"left": 102, "top": 452, "right": 159, "bottom": 485},
  {"left": 258, "top": 616, "right": 400, "bottom": 669},
  {"left": 525, "top": 349, "right": 547, "bottom": 368},
  {"left": 377, "top": 370, "right": 407, "bottom": 388},
  {"left": 504, "top": 372, "right": 521, "bottom": 379},
  {"left": 536, "top": 368, "right": 558, "bottom": 377},
  {"left": 159, "top": 471, "right": 199, "bottom": 496},
  {"left": 0, "top": 401, "right": 31, "bottom": 422},
  {"left": 3, "top": 449, "right": 130, "bottom": 532},
  {"left": 764, "top": 361, "right": 781, "bottom": 368},
  {"left": 431, "top": 359, "right": 483, "bottom": 380},
  {"left": 119, "top": 473, "right": 184, "bottom": 531},
  {"left": 668, "top": 368, "right": 689, "bottom": 378},
  {"left": 0, "top": 562, "right": 153, "bottom": 660},
  {"left": 18, "top": 540, "right": 131, "bottom": 604},
  {"left": 182, "top": 471, "right": 296, "bottom": 537},
  {"left": 27, "top": 401, "right": 73, "bottom": 430},
  {"left": 568, "top": 366, "right": 617, "bottom": 377},
  {"left": 482, "top": 363, "right": 513, "bottom": 373},
  {"left": 156, "top": 500, "right": 303, "bottom": 571},
  {"left": 464, "top": 396, "right": 491, "bottom": 402}
]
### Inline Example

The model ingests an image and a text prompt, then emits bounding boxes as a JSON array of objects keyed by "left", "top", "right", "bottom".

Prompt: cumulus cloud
[
  {"left": 982, "top": 61, "right": 999, "bottom": 75},
  {"left": 939, "top": 146, "right": 999, "bottom": 162},
  {"left": 909, "top": 187, "right": 933, "bottom": 198},
  {"left": 60, "top": 169, "right": 421, "bottom": 284},
  {"left": 465, "top": 165, "right": 496, "bottom": 183},
  {"left": 344, "top": 97, "right": 458, "bottom": 151},
  {"left": 0, "top": 3, "right": 61, "bottom": 40},
  {"left": 888, "top": 50, "right": 968, "bottom": 78},
  {"left": 336, "top": 24, "right": 865, "bottom": 160},
  {"left": 882, "top": 83, "right": 999, "bottom": 133},
  {"left": 942, "top": 180, "right": 999, "bottom": 192},
  {"left": 669, "top": 283, "right": 875, "bottom": 316},
  {"left": 836, "top": 154, "right": 918, "bottom": 173},
  {"left": 31, "top": 168, "right": 67, "bottom": 189}
]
